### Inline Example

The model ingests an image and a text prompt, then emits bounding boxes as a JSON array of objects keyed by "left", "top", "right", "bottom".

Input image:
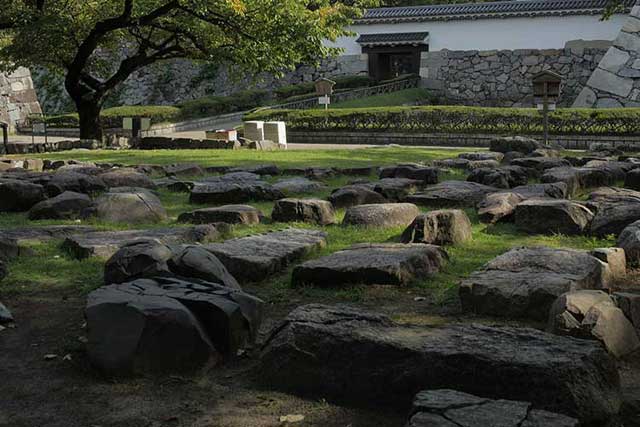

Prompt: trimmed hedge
[
  {"left": 46, "top": 106, "right": 182, "bottom": 129},
  {"left": 273, "top": 75, "right": 375, "bottom": 100},
  {"left": 177, "top": 89, "right": 270, "bottom": 119},
  {"left": 245, "top": 106, "right": 640, "bottom": 136}
]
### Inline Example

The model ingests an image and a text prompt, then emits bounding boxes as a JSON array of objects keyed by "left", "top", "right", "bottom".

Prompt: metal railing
[{"left": 267, "top": 76, "right": 421, "bottom": 111}]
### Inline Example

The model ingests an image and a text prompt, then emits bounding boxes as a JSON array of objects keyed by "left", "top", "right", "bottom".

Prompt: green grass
[
  {"left": 10, "top": 146, "right": 473, "bottom": 169},
  {"left": 329, "top": 88, "right": 430, "bottom": 109},
  {"left": 0, "top": 147, "right": 617, "bottom": 309}
]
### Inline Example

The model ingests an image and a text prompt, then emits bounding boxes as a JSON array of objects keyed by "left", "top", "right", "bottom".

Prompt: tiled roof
[
  {"left": 356, "top": 32, "right": 430, "bottom": 46},
  {"left": 358, "top": 0, "right": 636, "bottom": 23}
]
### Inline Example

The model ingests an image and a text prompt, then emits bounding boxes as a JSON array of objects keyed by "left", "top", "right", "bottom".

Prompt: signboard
[
  {"left": 315, "top": 78, "right": 336, "bottom": 96},
  {"left": 318, "top": 95, "right": 330, "bottom": 105},
  {"left": 32, "top": 123, "right": 46, "bottom": 134},
  {"left": 122, "top": 117, "right": 133, "bottom": 130}
]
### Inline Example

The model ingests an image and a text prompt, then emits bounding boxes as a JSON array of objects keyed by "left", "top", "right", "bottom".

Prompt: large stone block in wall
[
  {"left": 0, "top": 67, "right": 42, "bottom": 131},
  {"left": 574, "top": 5, "right": 640, "bottom": 108}
]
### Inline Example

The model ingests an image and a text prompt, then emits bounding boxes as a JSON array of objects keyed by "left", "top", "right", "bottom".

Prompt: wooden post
[
  {"left": 1, "top": 123, "right": 8, "bottom": 155},
  {"left": 543, "top": 82, "right": 549, "bottom": 146}
]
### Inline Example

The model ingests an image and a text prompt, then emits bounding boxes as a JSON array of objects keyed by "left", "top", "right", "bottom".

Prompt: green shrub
[
  {"left": 245, "top": 106, "right": 640, "bottom": 136},
  {"left": 274, "top": 82, "right": 316, "bottom": 99},
  {"left": 45, "top": 105, "right": 182, "bottom": 128},
  {"left": 178, "top": 89, "right": 270, "bottom": 118}
]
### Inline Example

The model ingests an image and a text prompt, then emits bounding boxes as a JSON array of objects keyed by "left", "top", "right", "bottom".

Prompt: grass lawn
[
  {"left": 13, "top": 146, "right": 472, "bottom": 169},
  {"left": 330, "top": 88, "right": 430, "bottom": 108}
]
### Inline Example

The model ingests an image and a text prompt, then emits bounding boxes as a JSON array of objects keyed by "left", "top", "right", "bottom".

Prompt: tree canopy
[{"left": 0, "top": 0, "right": 370, "bottom": 138}]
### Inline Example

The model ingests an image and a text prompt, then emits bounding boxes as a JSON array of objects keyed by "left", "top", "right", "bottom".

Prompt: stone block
[{"left": 588, "top": 68, "right": 633, "bottom": 98}]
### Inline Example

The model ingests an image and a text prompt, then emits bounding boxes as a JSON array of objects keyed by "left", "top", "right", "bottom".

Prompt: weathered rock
[
  {"left": 466, "top": 166, "right": 528, "bottom": 189},
  {"left": 548, "top": 290, "right": 640, "bottom": 358},
  {"left": 614, "top": 292, "right": 640, "bottom": 332},
  {"left": 618, "top": 220, "right": 640, "bottom": 266},
  {"left": 379, "top": 164, "right": 439, "bottom": 184},
  {"left": 103, "top": 240, "right": 173, "bottom": 284},
  {"left": 515, "top": 199, "right": 594, "bottom": 235},
  {"left": 433, "top": 158, "right": 470, "bottom": 169},
  {"left": 204, "top": 229, "right": 327, "bottom": 283},
  {"left": 466, "top": 159, "right": 501, "bottom": 170},
  {"left": 259, "top": 304, "right": 621, "bottom": 425},
  {"left": 477, "top": 182, "right": 569, "bottom": 224},
  {"left": 459, "top": 247, "right": 610, "bottom": 320},
  {"left": 0, "top": 180, "right": 46, "bottom": 212},
  {"left": 189, "top": 181, "right": 284, "bottom": 204},
  {"left": 292, "top": 244, "right": 447, "bottom": 287},
  {"left": 86, "top": 277, "right": 263, "bottom": 375},
  {"left": 272, "top": 178, "right": 324, "bottom": 195},
  {"left": 27, "top": 191, "right": 92, "bottom": 220},
  {"left": 63, "top": 225, "right": 221, "bottom": 259},
  {"left": 334, "top": 166, "right": 376, "bottom": 176},
  {"left": 459, "top": 151, "right": 504, "bottom": 162},
  {"left": 104, "top": 239, "right": 239, "bottom": 289},
  {"left": 587, "top": 187, "right": 640, "bottom": 237},
  {"left": 229, "top": 164, "right": 280, "bottom": 176},
  {"left": 0, "top": 225, "right": 97, "bottom": 244},
  {"left": 401, "top": 210, "right": 472, "bottom": 245},
  {"left": 490, "top": 136, "right": 542, "bottom": 154},
  {"left": 405, "top": 181, "right": 499, "bottom": 208},
  {"left": 99, "top": 169, "right": 157, "bottom": 189},
  {"left": 373, "top": 178, "right": 422, "bottom": 201},
  {"left": 45, "top": 171, "right": 107, "bottom": 196},
  {"left": 585, "top": 301, "right": 640, "bottom": 358},
  {"left": 407, "top": 390, "right": 579, "bottom": 427},
  {"left": 0, "top": 301, "right": 14, "bottom": 323},
  {"left": 477, "top": 192, "right": 525, "bottom": 224},
  {"left": 511, "top": 157, "right": 571, "bottom": 174},
  {"left": 202, "top": 171, "right": 262, "bottom": 182},
  {"left": 342, "top": 203, "right": 419, "bottom": 228},
  {"left": 272, "top": 198, "right": 336, "bottom": 225},
  {"left": 328, "top": 184, "right": 387, "bottom": 208},
  {"left": 591, "top": 247, "right": 627, "bottom": 282},
  {"left": 163, "top": 163, "right": 204, "bottom": 177},
  {"left": 91, "top": 191, "right": 167, "bottom": 224},
  {"left": 178, "top": 205, "right": 263, "bottom": 225},
  {"left": 501, "top": 151, "right": 526, "bottom": 164},
  {"left": 624, "top": 167, "right": 640, "bottom": 191},
  {"left": 541, "top": 167, "right": 616, "bottom": 196},
  {"left": 167, "top": 246, "right": 241, "bottom": 290},
  {"left": 0, "top": 237, "right": 19, "bottom": 261}
]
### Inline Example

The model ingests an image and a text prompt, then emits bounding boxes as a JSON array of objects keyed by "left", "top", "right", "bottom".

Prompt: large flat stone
[
  {"left": 588, "top": 68, "right": 633, "bottom": 98},
  {"left": 62, "top": 225, "right": 221, "bottom": 259},
  {"left": 342, "top": 203, "right": 419, "bottom": 228},
  {"left": 178, "top": 205, "right": 263, "bottom": 225},
  {"left": 587, "top": 187, "right": 640, "bottom": 237},
  {"left": 291, "top": 243, "right": 447, "bottom": 287},
  {"left": 204, "top": 229, "right": 327, "bottom": 283},
  {"left": 189, "top": 181, "right": 284, "bottom": 204},
  {"left": 515, "top": 199, "right": 594, "bottom": 235},
  {"left": 405, "top": 181, "right": 499, "bottom": 208},
  {"left": 407, "top": 390, "right": 578, "bottom": 427},
  {"left": 259, "top": 305, "right": 621, "bottom": 426},
  {"left": 459, "top": 246, "right": 610, "bottom": 320},
  {"left": 0, "top": 225, "right": 98, "bottom": 244}
]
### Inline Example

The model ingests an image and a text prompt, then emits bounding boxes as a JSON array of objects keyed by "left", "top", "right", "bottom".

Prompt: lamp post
[{"left": 532, "top": 71, "right": 562, "bottom": 146}]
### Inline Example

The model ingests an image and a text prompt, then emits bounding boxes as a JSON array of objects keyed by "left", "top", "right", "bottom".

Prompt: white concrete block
[
  {"left": 244, "top": 121, "right": 264, "bottom": 142},
  {"left": 264, "top": 121, "right": 287, "bottom": 147}
]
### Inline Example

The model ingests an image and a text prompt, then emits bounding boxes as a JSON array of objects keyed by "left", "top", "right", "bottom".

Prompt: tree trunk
[{"left": 75, "top": 98, "right": 104, "bottom": 141}]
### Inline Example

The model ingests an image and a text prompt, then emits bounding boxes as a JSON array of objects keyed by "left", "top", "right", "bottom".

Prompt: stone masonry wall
[
  {"left": 573, "top": 4, "right": 640, "bottom": 107},
  {"left": 421, "top": 47, "right": 608, "bottom": 107},
  {"left": 32, "top": 55, "right": 368, "bottom": 114},
  {"left": 0, "top": 67, "right": 42, "bottom": 131}
]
